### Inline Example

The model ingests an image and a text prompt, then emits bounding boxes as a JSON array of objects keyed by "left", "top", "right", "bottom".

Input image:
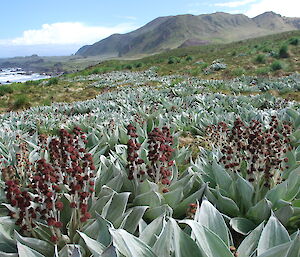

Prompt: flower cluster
[
  {"left": 4, "top": 127, "right": 95, "bottom": 243},
  {"left": 126, "top": 124, "right": 174, "bottom": 192},
  {"left": 186, "top": 203, "right": 198, "bottom": 219},
  {"left": 206, "top": 117, "right": 293, "bottom": 187}
]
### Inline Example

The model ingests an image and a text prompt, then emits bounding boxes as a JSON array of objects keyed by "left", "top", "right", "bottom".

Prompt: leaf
[
  {"left": 163, "top": 187, "right": 184, "bottom": 208},
  {"left": 109, "top": 228, "right": 158, "bottom": 257},
  {"left": 230, "top": 217, "right": 257, "bottom": 235},
  {"left": 274, "top": 205, "right": 294, "bottom": 226},
  {"left": 173, "top": 184, "right": 206, "bottom": 218},
  {"left": 0, "top": 226, "right": 16, "bottom": 253},
  {"left": 286, "top": 109, "right": 299, "bottom": 120},
  {"left": 119, "top": 206, "right": 148, "bottom": 234},
  {"left": 181, "top": 219, "right": 233, "bottom": 257},
  {"left": 58, "top": 245, "right": 83, "bottom": 257},
  {"left": 257, "top": 215, "right": 290, "bottom": 255},
  {"left": 169, "top": 218, "right": 203, "bottom": 257},
  {"left": 195, "top": 199, "right": 229, "bottom": 246},
  {"left": 256, "top": 242, "right": 292, "bottom": 257},
  {"left": 17, "top": 242, "right": 45, "bottom": 257},
  {"left": 152, "top": 220, "right": 172, "bottom": 257},
  {"left": 247, "top": 198, "right": 272, "bottom": 224},
  {"left": 236, "top": 175, "right": 254, "bottom": 211},
  {"left": 237, "top": 223, "right": 264, "bottom": 257},
  {"left": 285, "top": 232, "right": 300, "bottom": 257},
  {"left": 215, "top": 189, "right": 240, "bottom": 217},
  {"left": 133, "top": 190, "right": 163, "bottom": 208},
  {"left": 0, "top": 251, "right": 18, "bottom": 257},
  {"left": 146, "top": 204, "right": 173, "bottom": 221},
  {"left": 103, "top": 192, "right": 130, "bottom": 224},
  {"left": 211, "top": 161, "right": 232, "bottom": 192},
  {"left": 139, "top": 216, "right": 164, "bottom": 246},
  {"left": 100, "top": 245, "right": 118, "bottom": 257},
  {"left": 15, "top": 231, "right": 53, "bottom": 257},
  {"left": 78, "top": 231, "right": 105, "bottom": 257}
]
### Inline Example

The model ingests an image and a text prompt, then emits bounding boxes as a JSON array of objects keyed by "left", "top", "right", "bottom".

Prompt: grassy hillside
[
  {"left": 0, "top": 31, "right": 299, "bottom": 113},
  {"left": 80, "top": 30, "right": 300, "bottom": 79},
  {"left": 77, "top": 12, "right": 300, "bottom": 57}
]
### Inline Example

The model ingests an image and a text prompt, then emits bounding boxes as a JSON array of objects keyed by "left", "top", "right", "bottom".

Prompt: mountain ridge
[{"left": 76, "top": 12, "right": 300, "bottom": 57}]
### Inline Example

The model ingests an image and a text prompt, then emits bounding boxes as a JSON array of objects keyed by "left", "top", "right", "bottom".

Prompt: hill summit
[{"left": 76, "top": 12, "right": 300, "bottom": 58}]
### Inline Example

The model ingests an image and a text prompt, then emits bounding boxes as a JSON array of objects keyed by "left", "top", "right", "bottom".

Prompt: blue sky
[{"left": 0, "top": 0, "right": 298, "bottom": 57}]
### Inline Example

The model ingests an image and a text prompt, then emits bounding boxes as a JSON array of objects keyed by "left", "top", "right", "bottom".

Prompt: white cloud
[
  {"left": 214, "top": 0, "right": 257, "bottom": 8},
  {"left": 246, "top": 0, "right": 300, "bottom": 17},
  {"left": 0, "top": 22, "right": 137, "bottom": 46}
]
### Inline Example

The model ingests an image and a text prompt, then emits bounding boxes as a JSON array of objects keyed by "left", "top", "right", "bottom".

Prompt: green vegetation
[
  {"left": 46, "top": 77, "right": 59, "bottom": 86},
  {"left": 0, "top": 85, "right": 13, "bottom": 96},
  {"left": 254, "top": 54, "right": 266, "bottom": 64},
  {"left": 1, "top": 31, "right": 300, "bottom": 113},
  {"left": 271, "top": 60, "right": 283, "bottom": 71},
  {"left": 289, "top": 37, "right": 299, "bottom": 45},
  {"left": 12, "top": 94, "right": 30, "bottom": 109},
  {"left": 278, "top": 44, "right": 289, "bottom": 58}
]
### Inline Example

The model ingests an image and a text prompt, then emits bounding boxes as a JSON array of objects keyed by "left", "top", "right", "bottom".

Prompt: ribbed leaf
[
  {"left": 17, "top": 242, "right": 45, "bottom": 257},
  {"left": 109, "top": 228, "right": 158, "bottom": 257},
  {"left": 169, "top": 218, "right": 203, "bottom": 257},
  {"left": 15, "top": 231, "right": 53, "bottom": 257},
  {"left": 195, "top": 199, "right": 229, "bottom": 246},
  {"left": 230, "top": 217, "right": 257, "bottom": 235},
  {"left": 237, "top": 223, "right": 264, "bottom": 257},
  {"left": 78, "top": 231, "right": 105, "bottom": 257},
  {"left": 181, "top": 219, "right": 233, "bottom": 257},
  {"left": 257, "top": 215, "right": 290, "bottom": 255}
]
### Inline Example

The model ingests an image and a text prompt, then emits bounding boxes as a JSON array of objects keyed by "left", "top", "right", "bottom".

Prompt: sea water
[{"left": 0, "top": 68, "right": 50, "bottom": 84}]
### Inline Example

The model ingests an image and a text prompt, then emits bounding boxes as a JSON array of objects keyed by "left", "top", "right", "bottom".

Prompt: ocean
[{"left": 0, "top": 68, "right": 50, "bottom": 84}]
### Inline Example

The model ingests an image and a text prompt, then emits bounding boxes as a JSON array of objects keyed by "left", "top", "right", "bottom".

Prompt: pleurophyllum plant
[
  {"left": 193, "top": 116, "right": 300, "bottom": 234},
  {"left": 2, "top": 127, "right": 96, "bottom": 245},
  {"left": 123, "top": 123, "right": 206, "bottom": 220}
]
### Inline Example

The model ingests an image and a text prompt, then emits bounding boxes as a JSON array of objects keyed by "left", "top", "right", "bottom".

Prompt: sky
[{"left": 0, "top": 0, "right": 299, "bottom": 58}]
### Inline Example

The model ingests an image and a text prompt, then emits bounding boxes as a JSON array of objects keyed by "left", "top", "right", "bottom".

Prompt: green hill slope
[{"left": 76, "top": 12, "right": 300, "bottom": 57}]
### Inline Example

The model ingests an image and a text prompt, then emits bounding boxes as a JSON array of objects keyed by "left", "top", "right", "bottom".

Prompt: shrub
[
  {"left": 278, "top": 45, "right": 289, "bottom": 58},
  {"left": 91, "top": 68, "right": 101, "bottom": 74},
  {"left": 168, "top": 56, "right": 180, "bottom": 64},
  {"left": 255, "top": 54, "right": 266, "bottom": 64},
  {"left": 125, "top": 64, "right": 133, "bottom": 70},
  {"left": 255, "top": 67, "right": 270, "bottom": 75},
  {"left": 47, "top": 77, "right": 59, "bottom": 86},
  {"left": 185, "top": 56, "right": 193, "bottom": 62},
  {"left": 231, "top": 68, "right": 246, "bottom": 77},
  {"left": 270, "top": 60, "right": 283, "bottom": 71},
  {"left": 12, "top": 95, "right": 30, "bottom": 109},
  {"left": 134, "top": 62, "right": 143, "bottom": 68},
  {"left": 289, "top": 37, "right": 299, "bottom": 46},
  {"left": 0, "top": 85, "right": 13, "bottom": 96}
]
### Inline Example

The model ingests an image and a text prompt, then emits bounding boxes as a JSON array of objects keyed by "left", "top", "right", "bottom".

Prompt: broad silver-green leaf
[
  {"left": 257, "top": 215, "right": 290, "bottom": 255},
  {"left": 247, "top": 198, "right": 272, "bottom": 224},
  {"left": 181, "top": 219, "right": 233, "bottom": 257},
  {"left": 15, "top": 231, "right": 53, "bottom": 257},
  {"left": 195, "top": 199, "right": 229, "bottom": 246},
  {"left": 139, "top": 216, "right": 165, "bottom": 246},
  {"left": 257, "top": 242, "right": 292, "bottom": 257},
  {"left": 78, "top": 231, "right": 105, "bottom": 257},
  {"left": 109, "top": 228, "right": 158, "bottom": 257},
  {"left": 169, "top": 218, "right": 203, "bottom": 257},
  {"left": 212, "top": 161, "right": 232, "bottom": 192},
  {"left": 17, "top": 242, "right": 45, "bottom": 257},
  {"left": 230, "top": 217, "right": 257, "bottom": 235},
  {"left": 152, "top": 220, "right": 172, "bottom": 257},
  {"left": 237, "top": 223, "right": 264, "bottom": 257}
]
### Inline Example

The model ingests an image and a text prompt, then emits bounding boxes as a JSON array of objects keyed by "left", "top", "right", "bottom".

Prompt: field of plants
[{"left": 0, "top": 67, "right": 300, "bottom": 256}]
